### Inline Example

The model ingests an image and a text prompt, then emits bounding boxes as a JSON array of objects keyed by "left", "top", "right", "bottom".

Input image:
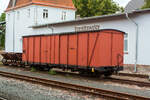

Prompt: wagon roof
[
  {"left": 23, "top": 29, "right": 125, "bottom": 38},
  {"left": 31, "top": 8, "right": 150, "bottom": 28}
]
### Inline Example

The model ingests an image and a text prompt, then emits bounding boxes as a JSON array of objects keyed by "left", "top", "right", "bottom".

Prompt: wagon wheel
[{"left": 2, "top": 58, "right": 9, "bottom": 66}]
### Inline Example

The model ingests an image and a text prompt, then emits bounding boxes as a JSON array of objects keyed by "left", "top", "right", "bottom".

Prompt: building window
[
  {"left": 124, "top": 34, "right": 128, "bottom": 52},
  {"left": 61, "top": 11, "right": 66, "bottom": 20},
  {"left": 43, "top": 9, "right": 48, "bottom": 19},
  {"left": 28, "top": 9, "right": 30, "bottom": 17},
  {"left": 17, "top": 11, "right": 20, "bottom": 20}
]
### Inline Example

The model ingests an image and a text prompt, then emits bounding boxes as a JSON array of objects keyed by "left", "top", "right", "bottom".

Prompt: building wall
[
  {"left": 5, "top": 5, "right": 75, "bottom": 53},
  {"left": 5, "top": 5, "right": 35, "bottom": 53},
  {"left": 135, "top": 13, "right": 150, "bottom": 65},
  {"left": 34, "top": 5, "right": 75, "bottom": 25},
  {"left": 32, "top": 13, "right": 150, "bottom": 65},
  {"left": 5, "top": 11, "right": 14, "bottom": 52}
]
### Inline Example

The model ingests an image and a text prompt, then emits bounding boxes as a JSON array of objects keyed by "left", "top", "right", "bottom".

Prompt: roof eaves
[
  {"left": 32, "top": 2, "right": 76, "bottom": 10},
  {"left": 31, "top": 8, "right": 150, "bottom": 28},
  {"left": 5, "top": 2, "right": 33, "bottom": 12}
]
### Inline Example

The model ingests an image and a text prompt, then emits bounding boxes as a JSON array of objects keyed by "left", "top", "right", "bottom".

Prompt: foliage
[
  {"left": 31, "top": 66, "right": 37, "bottom": 72},
  {"left": 48, "top": 69, "right": 57, "bottom": 75},
  {"left": 73, "top": 0, "right": 123, "bottom": 18},
  {"left": 142, "top": 0, "right": 150, "bottom": 9},
  {"left": 0, "top": 13, "right": 6, "bottom": 49},
  {"left": 0, "top": 13, "right": 5, "bottom": 22}
]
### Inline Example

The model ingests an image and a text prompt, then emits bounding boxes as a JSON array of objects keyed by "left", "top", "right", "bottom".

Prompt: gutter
[{"left": 125, "top": 13, "right": 139, "bottom": 73}]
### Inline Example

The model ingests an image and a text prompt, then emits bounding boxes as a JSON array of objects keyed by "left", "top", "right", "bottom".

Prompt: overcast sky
[
  {"left": 114, "top": 0, "right": 131, "bottom": 7},
  {"left": 0, "top": 0, "right": 10, "bottom": 15},
  {"left": 0, "top": 0, "right": 131, "bottom": 16}
]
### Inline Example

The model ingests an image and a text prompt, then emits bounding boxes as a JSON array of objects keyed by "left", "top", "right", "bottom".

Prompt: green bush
[
  {"left": 31, "top": 66, "right": 36, "bottom": 72},
  {"left": 48, "top": 69, "right": 56, "bottom": 75}
]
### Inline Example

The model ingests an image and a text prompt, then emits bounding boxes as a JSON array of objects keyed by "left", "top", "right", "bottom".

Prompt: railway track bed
[
  {"left": 116, "top": 72, "right": 149, "bottom": 79},
  {"left": 47, "top": 70, "right": 150, "bottom": 88},
  {"left": 1, "top": 65, "right": 150, "bottom": 88},
  {"left": 0, "top": 70, "right": 150, "bottom": 100},
  {"left": 0, "top": 65, "right": 150, "bottom": 99}
]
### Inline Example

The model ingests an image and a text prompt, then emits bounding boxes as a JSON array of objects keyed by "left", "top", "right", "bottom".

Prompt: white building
[
  {"left": 5, "top": 0, "right": 150, "bottom": 67},
  {"left": 5, "top": 0, "right": 76, "bottom": 53}
]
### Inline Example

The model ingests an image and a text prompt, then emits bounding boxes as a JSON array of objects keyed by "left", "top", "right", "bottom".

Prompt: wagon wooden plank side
[{"left": 22, "top": 29, "right": 124, "bottom": 76}]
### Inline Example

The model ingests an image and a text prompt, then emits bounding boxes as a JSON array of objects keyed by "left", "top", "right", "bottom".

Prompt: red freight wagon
[{"left": 22, "top": 29, "right": 124, "bottom": 76}]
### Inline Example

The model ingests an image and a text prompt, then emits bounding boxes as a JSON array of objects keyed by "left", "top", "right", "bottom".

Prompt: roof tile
[{"left": 6, "top": 0, "right": 75, "bottom": 11}]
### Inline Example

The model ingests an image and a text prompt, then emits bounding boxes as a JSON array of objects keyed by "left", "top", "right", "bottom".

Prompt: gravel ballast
[
  {"left": 0, "top": 65, "right": 150, "bottom": 99},
  {"left": 0, "top": 76, "right": 102, "bottom": 100}
]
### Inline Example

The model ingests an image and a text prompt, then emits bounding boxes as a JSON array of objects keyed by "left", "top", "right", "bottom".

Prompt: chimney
[{"left": 12, "top": 0, "right": 17, "bottom": 7}]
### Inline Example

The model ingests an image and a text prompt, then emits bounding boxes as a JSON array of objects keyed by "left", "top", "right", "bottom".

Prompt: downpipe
[
  {"left": 125, "top": 13, "right": 139, "bottom": 73},
  {"left": 47, "top": 25, "right": 54, "bottom": 34}
]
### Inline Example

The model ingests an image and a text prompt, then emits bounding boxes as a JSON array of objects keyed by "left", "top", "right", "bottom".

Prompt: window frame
[
  {"left": 61, "top": 11, "right": 66, "bottom": 20},
  {"left": 124, "top": 33, "right": 129, "bottom": 53},
  {"left": 43, "top": 9, "right": 48, "bottom": 19}
]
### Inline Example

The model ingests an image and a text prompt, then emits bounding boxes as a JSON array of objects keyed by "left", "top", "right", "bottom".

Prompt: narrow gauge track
[
  {"left": 107, "top": 77, "right": 150, "bottom": 87},
  {"left": 0, "top": 71, "right": 149, "bottom": 100},
  {"left": 117, "top": 73, "right": 149, "bottom": 79},
  {"left": 49, "top": 70, "right": 150, "bottom": 88}
]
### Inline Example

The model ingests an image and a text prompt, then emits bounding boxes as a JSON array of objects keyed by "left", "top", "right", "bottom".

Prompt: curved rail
[
  {"left": 108, "top": 77, "right": 150, "bottom": 87},
  {"left": 0, "top": 71, "right": 149, "bottom": 100},
  {"left": 117, "top": 73, "right": 149, "bottom": 79}
]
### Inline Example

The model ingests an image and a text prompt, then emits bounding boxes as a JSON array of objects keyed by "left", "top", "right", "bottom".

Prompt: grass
[
  {"left": 48, "top": 69, "right": 57, "bottom": 75},
  {"left": 31, "top": 66, "right": 37, "bottom": 72}
]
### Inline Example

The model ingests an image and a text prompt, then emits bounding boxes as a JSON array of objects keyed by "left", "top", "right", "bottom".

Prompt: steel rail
[
  {"left": 117, "top": 73, "right": 149, "bottom": 79},
  {"left": 0, "top": 71, "right": 149, "bottom": 100},
  {"left": 54, "top": 71, "right": 150, "bottom": 87},
  {"left": 43, "top": 70, "right": 150, "bottom": 87},
  {"left": 108, "top": 77, "right": 150, "bottom": 87}
]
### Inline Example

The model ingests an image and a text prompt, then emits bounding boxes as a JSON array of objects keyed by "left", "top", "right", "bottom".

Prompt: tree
[
  {"left": 73, "top": 0, "right": 123, "bottom": 18},
  {"left": 0, "top": 13, "right": 6, "bottom": 49},
  {"left": 142, "top": 0, "right": 150, "bottom": 9},
  {"left": 0, "top": 13, "right": 5, "bottom": 22}
]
